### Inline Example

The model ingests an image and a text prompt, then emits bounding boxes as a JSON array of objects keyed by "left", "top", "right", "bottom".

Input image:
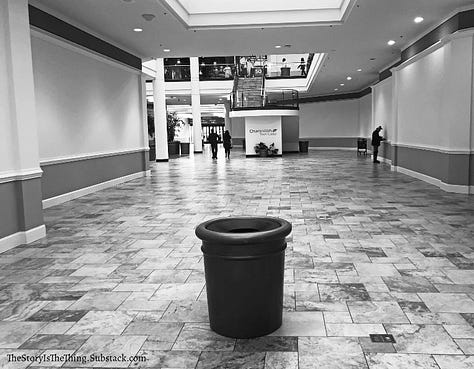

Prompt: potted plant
[
  {"left": 254, "top": 142, "right": 279, "bottom": 157},
  {"left": 167, "top": 112, "right": 182, "bottom": 155}
]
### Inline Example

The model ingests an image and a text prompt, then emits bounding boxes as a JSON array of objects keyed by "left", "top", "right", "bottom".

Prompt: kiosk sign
[{"left": 245, "top": 117, "right": 282, "bottom": 155}]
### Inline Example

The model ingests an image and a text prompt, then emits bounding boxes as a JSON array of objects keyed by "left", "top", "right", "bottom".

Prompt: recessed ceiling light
[
  {"left": 347, "top": 76, "right": 352, "bottom": 80},
  {"left": 133, "top": 28, "right": 143, "bottom": 32},
  {"left": 414, "top": 16, "right": 424, "bottom": 23},
  {"left": 340, "top": 83, "right": 345, "bottom": 86},
  {"left": 163, "top": 49, "right": 170, "bottom": 52},
  {"left": 334, "top": 88, "right": 339, "bottom": 91},
  {"left": 388, "top": 40, "right": 396, "bottom": 46},
  {"left": 357, "top": 68, "right": 362, "bottom": 72},
  {"left": 275, "top": 45, "right": 281, "bottom": 49}
]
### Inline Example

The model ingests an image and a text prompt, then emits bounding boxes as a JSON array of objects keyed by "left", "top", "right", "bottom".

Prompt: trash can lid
[{"left": 195, "top": 216, "right": 292, "bottom": 245}]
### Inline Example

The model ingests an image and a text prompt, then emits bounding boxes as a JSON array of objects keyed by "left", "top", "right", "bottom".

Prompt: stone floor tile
[
  {"left": 269, "top": 312, "right": 325, "bottom": 336},
  {"left": 434, "top": 355, "right": 474, "bottom": 369},
  {"left": 172, "top": 323, "right": 235, "bottom": 351},
  {"left": 419, "top": 293, "right": 474, "bottom": 313},
  {"left": 264, "top": 352, "right": 298, "bottom": 369},
  {"left": 365, "top": 353, "right": 440, "bottom": 368},
  {"left": 299, "top": 337, "right": 367, "bottom": 369},
  {"left": 235, "top": 336, "right": 297, "bottom": 352},
  {"left": 385, "top": 324, "right": 463, "bottom": 354},
  {"left": 347, "top": 301, "right": 409, "bottom": 323},
  {"left": 0, "top": 322, "right": 46, "bottom": 348},
  {"left": 66, "top": 335, "right": 147, "bottom": 367},
  {"left": 455, "top": 338, "right": 474, "bottom": 354},
  {"left": 66, "top": 311, "right": 135, "bottom": 335},
  {"left": 195, "top": 352, "right": 265, "bottom": 369},
  {"left": 326, "top": 323, "right": 385, "bottom": 337}
]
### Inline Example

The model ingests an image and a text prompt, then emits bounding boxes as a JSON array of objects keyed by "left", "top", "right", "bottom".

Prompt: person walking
[
  {"left": 371, "top": 126, "right": 385, "bottom": 163},
  {"left": 208, "top": 129, "right": 219, "bottom": 159},
  {"left": 223, "top": 130, "right": 232, "bottom": 159},
  {"left": 298, "top": 57, "right": 306, "bottom": 76}
]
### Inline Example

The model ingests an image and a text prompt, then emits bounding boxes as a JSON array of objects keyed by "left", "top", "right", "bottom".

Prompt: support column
[
  {"left": 190, "top": 57, "right": 203, "bottom": 153},
  {"left": 153, "top": 58, "right": 169, "bottom": 161},
  {"left": 224, "top": 100, "right": 231, "bottom": 132},
  {"left": 0, "top": 0, "right": 45, "bottom": 250}
]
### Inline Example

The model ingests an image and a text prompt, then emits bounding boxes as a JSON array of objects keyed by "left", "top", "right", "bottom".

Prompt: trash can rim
[{"left": 195, "top": 216, "right": 292, "bottom": 244}]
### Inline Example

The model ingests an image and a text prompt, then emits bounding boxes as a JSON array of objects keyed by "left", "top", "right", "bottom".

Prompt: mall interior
[{"left": 1, "top": 0, "right": 474, "bottom": 368}]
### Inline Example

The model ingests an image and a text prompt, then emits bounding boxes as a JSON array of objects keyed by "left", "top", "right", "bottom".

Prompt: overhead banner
[{"left": 245, "top": 116, "right": 282, "bottom": 156}]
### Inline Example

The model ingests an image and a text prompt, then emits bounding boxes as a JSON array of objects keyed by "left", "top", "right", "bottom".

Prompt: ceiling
[{"left": 31, "top": 0, "right": 474, "bottom": 97}]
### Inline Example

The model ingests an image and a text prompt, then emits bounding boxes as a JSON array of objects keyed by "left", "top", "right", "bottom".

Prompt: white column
[
  {"left": 153, "top": 58, "right": 169, "bottom": 161},
  {"left": 140, "top": 75, "right": 150, "bottom": 169},
  {"left": 0, "top": 0, "right": 45, "bottom": 246},
  {"left": 224, "top": 100, "right": 231, "bottom": 131},
  {"left": 2, "top": 0, "right": 41, "bottom": 173},
  {"left": 190, "top": 57, "right": 203, "bottom": 153}
]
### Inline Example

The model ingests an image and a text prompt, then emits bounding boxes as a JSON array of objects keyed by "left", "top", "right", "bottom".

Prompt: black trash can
[
  {"left": 195, "top": 217, "right": 292, "bottom": 338},
  {"left": 299, "top": 140, "right": 309, "bottom": 153}
]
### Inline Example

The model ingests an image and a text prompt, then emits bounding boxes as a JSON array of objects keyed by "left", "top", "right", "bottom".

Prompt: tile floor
[{"left": 1, "top": 148, "right": 474, "bottom": 368}]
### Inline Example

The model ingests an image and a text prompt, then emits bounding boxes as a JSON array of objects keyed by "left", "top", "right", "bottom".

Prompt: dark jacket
[
  {"left": 208, "top": 132, "right": 218, "bottom": 145},
  {"left": 372, "top": 129, "right": 383, "bottom": 147},
  {"left": 223, "top": 132, "right": 232, "bottom": 149}
]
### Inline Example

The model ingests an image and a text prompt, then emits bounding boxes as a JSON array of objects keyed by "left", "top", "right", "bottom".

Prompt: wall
[
  {"left": 372, "top": 34, "right": 474, "bottom": 193},
  {"left": 282, "top": 116, "right": 299, "bottom": 152},
  {"left": 299, "top": 98, "right": 369, "bottom": 148},
  {"left": 31, "top": 32, "right": 148, "bottom": 200},
  {"left": 372, "top": 77, "right": 393, "bottom": 161},
  {"left": 231, "top": 117, "right": 245, "bottom": 146}
]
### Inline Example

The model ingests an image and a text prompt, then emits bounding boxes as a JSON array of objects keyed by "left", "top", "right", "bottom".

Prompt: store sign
[{"left": 245, "top": 117, "right": 282, "bottom": 155}]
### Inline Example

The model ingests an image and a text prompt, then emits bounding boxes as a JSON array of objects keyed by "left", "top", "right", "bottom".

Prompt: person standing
[
  {"left": 208, "top": 129, "right": 219, "bottom": 159},
  {"left": 371, "top": 126, "right": 385, "bottom": 163},
  {"left": 223, "top": 130, "right": 232, "bottom": 159}
]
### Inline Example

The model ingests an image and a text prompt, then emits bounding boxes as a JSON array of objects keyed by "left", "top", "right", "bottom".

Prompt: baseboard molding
[
  {"left": 0, "top": 225, "right": 46, "bottom": 254},
  {"left": 43, "top": 170, "right": 149, "bottom": 209},
  {"left": 309, "top": 147, "right": 357, "bottom": 151},
  {"left": 392, "top": 166, "right": 471, "bottom": 194}
]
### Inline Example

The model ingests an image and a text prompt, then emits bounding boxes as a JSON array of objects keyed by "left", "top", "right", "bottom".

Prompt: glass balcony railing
[
  {"left": 162, "top": 54, "right": 315, "bottom": 81},
  {"left": 164, "top": 65, "right": 191, "bottom": 82},
  {"left": 231, "top": 88, "right": 299, "bottom": 110},
  {"left": 199, "top": 63, "right": 235, "bottom": 81}
]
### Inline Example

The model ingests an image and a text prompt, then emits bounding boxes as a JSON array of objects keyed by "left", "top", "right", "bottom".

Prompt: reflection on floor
[{"left": 0, "top": 148, "right": 473, "bottom": 368}]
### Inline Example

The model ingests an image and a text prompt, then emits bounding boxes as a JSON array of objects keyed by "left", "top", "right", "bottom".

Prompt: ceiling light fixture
[
  {"left": 347, "top": 76, "right": 352, "bottom": 80},
  {"left": 275, "top": 45, "right": 281, "bottom": 49},
  {"left": 357, "top": 68, "right": 362, "bottom": 72},
  {"left": 163, "top": 49, "right": 170, "bottom": 52},
  {"left": 340, "top": 83, "right": 345, "bottom": 86},
  {"left": 334, "top": 88, "right": 339, "bottom": 91},
  {"left": 133, "top": 28, "right": 143, "bottom": 32},
  {"left": 388, "top": 40, "right": 396, "bottom": 46},
  {"left": 414, "top": 16, "right": 424, "bottom": 23},
  {"left": 142, "top": 14, "right": 156, "bottom": 21}
]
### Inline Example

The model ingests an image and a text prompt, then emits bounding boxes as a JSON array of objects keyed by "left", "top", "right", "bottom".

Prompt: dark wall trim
[
  {"left": 0, "top": 178, "right": 44, "bottom": 239},
  {"left": 28, "top": 5, "right": 142, "bottom": 70},
  {"left": 299, "top": 87, "right": 371, "bottom": 104},
  {"left": 394, "top": 146, "right": 472, "bottom": 186},
  {"left": 41, "top": 151, "right": 148, "bottom": 199},
  {"left": 380, "top": 9, "right": 474, "bottom": 82}
]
